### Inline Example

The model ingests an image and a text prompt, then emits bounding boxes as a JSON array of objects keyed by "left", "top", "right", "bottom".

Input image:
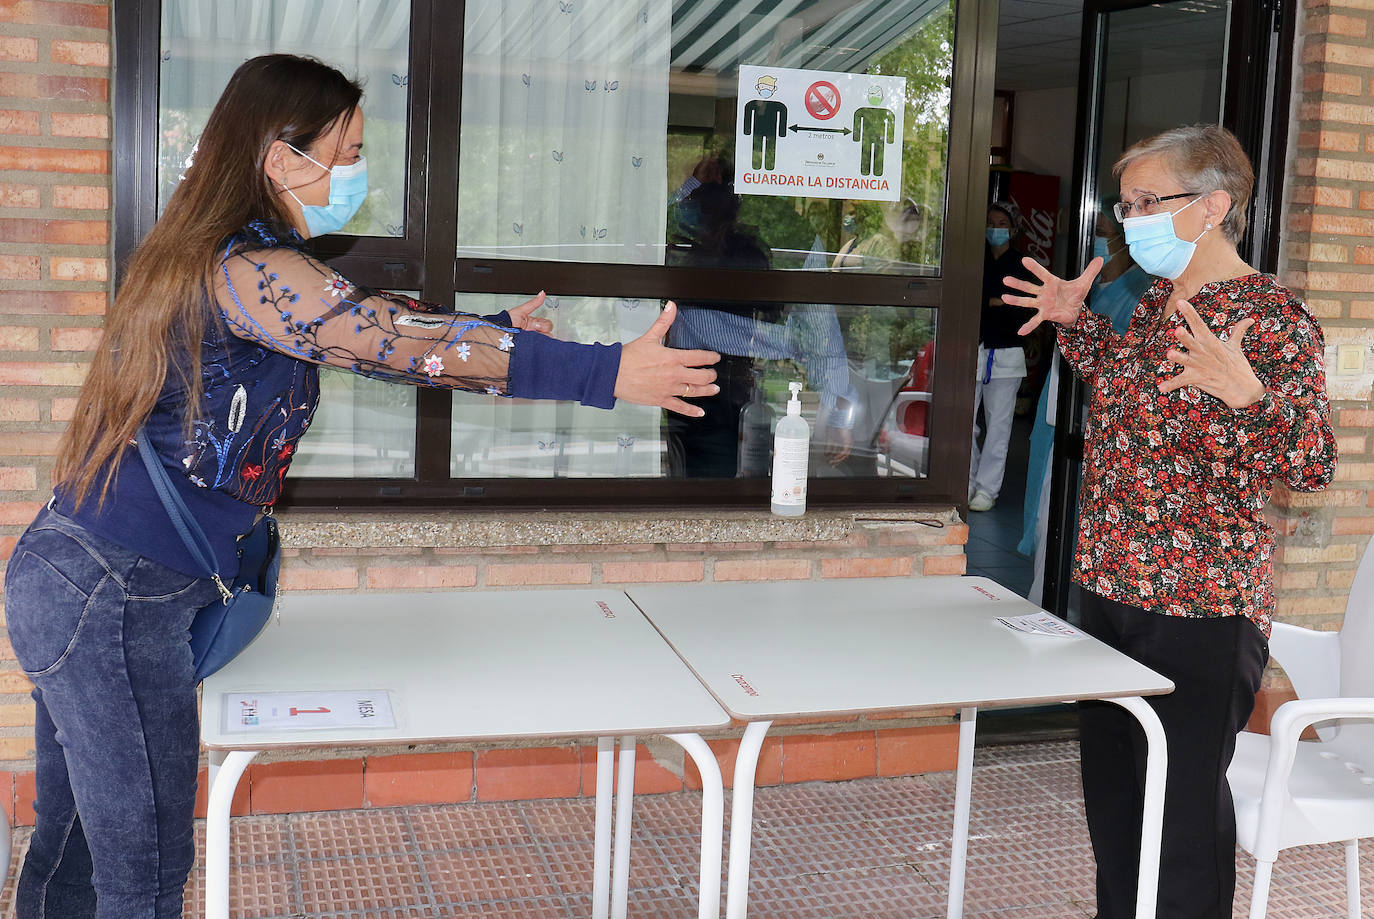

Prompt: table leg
[
  {"left": 946, "top": 706, "right": 978, "bottom": 919},
  {"left": 204, "top": 749, "right": 256, "bottom": 919},
  {"left": 1108, "top": 696, "right": 1167, "bottom": 919},
  {"left": 611, "top": 735, "right": 637, "bottom": 919},
  {"left": 725, "top": 719, "right": 773, "bottom": 919},
  {"left": 592, "top": 736, "right": 615, "bottom": 919},
  {"left": 665, "top": 732, "right": 724, "bottom": 919}
]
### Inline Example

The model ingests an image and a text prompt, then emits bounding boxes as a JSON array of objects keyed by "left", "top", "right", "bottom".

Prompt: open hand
[
  {"left": 1159, "top": 299, "right": 1266, "bottom": 409},
  {"left": 506, "top": 291, "right": 554, "bottom": 335},
  {"left": 614, "top": 301, "right": 720, "bottom": 417},
  {"left": 1003, "top": 256, "right": 1104, "bottom": 336}
]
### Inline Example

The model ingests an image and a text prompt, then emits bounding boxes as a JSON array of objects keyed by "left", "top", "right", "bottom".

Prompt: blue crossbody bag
[{"left": 135, "top": 430, "right": 281, "bottom": 681}]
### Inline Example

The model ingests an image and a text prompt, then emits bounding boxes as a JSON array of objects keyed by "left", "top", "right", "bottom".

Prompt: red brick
[
  {"left": 0, "top": 183, "right": 39, "bottom": 207},
  {"left": 50, "top": 396, "right": 76, "bottom": 421},
  {"left": 0, "top": 502, "right": 43, "bottom": 525},
  {"left": 1314, "top": 158, "right": 1374, "bottom": 182},
  {"left": 48, "top": 112, "right": 108, "bottom": 139},
  {"left": 1356, "top": 246, "right": 1374, "bottom": 265},
  {"left": 819, "top": 556, "right": 912, "bottom": 578},
  {"left": 248, "top": 759, "right": 365, "bottom": 814},
  {"left": 0, "top": 433, "right": 61, "bottom": 456},
  {"left": 0, "top": 110, "right": 40, "bottom": 136},
  {"left": 712, "top": 558, "right": 811, "bottom": 581},
  {"left": 666, "top": 541, "right": 766, "bottom": 553},
  {"left": 779, "top": 731, "right": 876, "bottom": 783},
  {"left": 0, "top": 36, "right": 38, "bottom": 62},
  {"left": 49, "top": 257, "right": 107, "bottom": 281},
  {"left": 580, "top": 743, "right": 683, "bottom": 795},
  {"left": 50, "top": 326, "right": 101, "bottom": 351},
  {"left": 600, "top": 560, "right": 703, "bottom": 583},
  {"left": 1304, "top": 72, "right": 1365, "bottom": 96},
  {"left": 684, "top": 736, "right": 783, "bottom": 790},
  {"left": 0, "top": 255, "right": 40, "bottom": 281},
  {"left": 0, "top": 362, "right": 87, "bottom": 386},
  {"left": 0, "top": 218, "right": 106, "bottom": 246},
  {"left": 1314, "top": 185, "right": 1353, "bottom": 207},
  {"left": 0, "top": 290, "right": 105, "bottom": 314},
  {"left": 364, "top": 752, "right": 473, "bottom": 807},
  {"left": 0, "top": 326, "right": 39, "bottom": 350},
  {"left": 192, "top": 766, "right": 250, "bottom": 819},
  {"left": 49, "top": 39, "right": 109, "bottom": 67},
  {"left": 14, "top": 770, "right": 35, "bottom": 827},
  {"left": 365, "top": 565, "right": 477, "bottom": 589},
  {"left": 876, "top": 723, "right": 960, "bottom": 776},
  {"left": 38, "top": 75, "right": 109, "bottom": 103},
  {"left": 485, "top": 563, "right": 591, "bottom": 586},
  {"left": 0, "top": 399, "right": 39, "bottom": 422},
  {"left": 1312, "top": 214, "right": 1374, "bottom": 236},
  {"left": 0, "top": 671, "right": 33, "bottom": 694},
  {"left": 1317, "top": 99, "right": 1374, "bottom": 124},
  {"left": 0, "top": 467, "right": 36, "bottom": 490},
  {"left": 0, "top": 146, "right": 108, "bottom": 174},
  {"left": 278, "top": 567, "right": 359, "bottom": 590},
  {"left": 924, "top": 554, "right": 968, "bottom": 575},
  {"left": 1306, "top": 271, "right": 1374, "bottom": 292},
  {"left": 0, "top": 1, "right": 109, "bottom": 28},
  {"left": 1332, "top": 515, "right": 1374, "bottom": 535},
  {"left": 1246, "top": 685, "right": 1299, "bottom": 735},
  {"left": 475, "top": 745, "right": 581, "bottom": 801},
  {"left": 51, "top": 184, "right": 108, "bottom": 210}
]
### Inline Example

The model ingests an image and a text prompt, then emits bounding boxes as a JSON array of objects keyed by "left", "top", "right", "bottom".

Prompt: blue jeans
[{"left": 5, "top": 505, "right": 219, "bottom": 918}]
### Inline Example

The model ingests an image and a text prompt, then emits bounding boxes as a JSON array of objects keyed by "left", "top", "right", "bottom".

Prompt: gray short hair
[{"left": 1113, "top": 125, "right": 1254, "bottom": 242}]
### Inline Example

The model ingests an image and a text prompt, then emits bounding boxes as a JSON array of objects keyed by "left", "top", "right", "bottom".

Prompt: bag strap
[{"left": 134, "top": 429, "right": 231, "bottom": 601}]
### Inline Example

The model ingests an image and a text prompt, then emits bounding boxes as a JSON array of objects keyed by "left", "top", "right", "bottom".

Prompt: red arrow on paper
[{"left": 289, "top": 707, "right": 331, "bottom": 716}]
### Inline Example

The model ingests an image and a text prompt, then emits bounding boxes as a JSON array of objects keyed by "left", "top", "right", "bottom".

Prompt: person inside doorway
[
  {"left": 1018, "top": 201, "right": 1151, "bottom": 600},
  {"left": 1005, "top": 124, "right": 1336, "bottom": 919},
  {"left": 968, "top": 199, "right": 1035, "bottom": 512}
]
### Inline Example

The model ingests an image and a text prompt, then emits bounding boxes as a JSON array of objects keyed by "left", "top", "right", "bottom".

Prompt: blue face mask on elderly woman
[
  {"left": 1121, "top": 194, "right": 1211, "bottom": 280},
  {"left": 279, "top": 142, "right": 368, "bottom": 237}
]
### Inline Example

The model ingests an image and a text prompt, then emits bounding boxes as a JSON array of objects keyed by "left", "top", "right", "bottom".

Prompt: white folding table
[
  {"left": 200, "top": 589, "right": 730, "bottom": 919},
  {"left": 626, "top": 576, "right": 1175, "bottom": 919}
]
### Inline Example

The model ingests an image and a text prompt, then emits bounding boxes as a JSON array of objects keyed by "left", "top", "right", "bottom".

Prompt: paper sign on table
[
  {"left": 223, "top": 691, "right": 396, "bottom": 733},
  {"left": 995, "top": 612, "right": 1083, "bottom": 638}
]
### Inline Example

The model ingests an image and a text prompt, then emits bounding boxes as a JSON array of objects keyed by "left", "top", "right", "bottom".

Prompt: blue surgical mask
[
  {"left": 1122, "top": 195, "right": 1208, "bottom": 279},
  {"left": 280, "top": 143, "right": 368, "bottom": 237},
  {"left": 986, "top": 227, "right": 1010, "bottom": 247}
]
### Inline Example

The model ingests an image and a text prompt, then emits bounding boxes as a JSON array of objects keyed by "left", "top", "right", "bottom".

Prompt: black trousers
[{"left": 1077, "top": 589, "right": 1268, "bottom": 919}]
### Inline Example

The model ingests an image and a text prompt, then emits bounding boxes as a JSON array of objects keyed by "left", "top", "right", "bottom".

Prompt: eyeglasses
[{"left": 1112, "top": 192, "right": 1198, "bottom": 223}]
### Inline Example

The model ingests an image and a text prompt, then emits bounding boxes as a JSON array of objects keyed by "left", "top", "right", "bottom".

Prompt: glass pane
[
  {"left": 456, "top": 1, "right": 954, "bottom": 274},
  {"left": 449, "top": 295, "right": 935, "bottom": 479},
  {"left": 158, "top": 0, "right": 409, "bottom": 237},
  {"left": 289, "top": 292, "right": 419, "bottom": 479}
]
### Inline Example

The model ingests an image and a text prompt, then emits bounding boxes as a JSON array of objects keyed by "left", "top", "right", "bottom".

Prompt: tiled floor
[{"left": 1, "top": 739, "right": 1366, "bottom": 917}]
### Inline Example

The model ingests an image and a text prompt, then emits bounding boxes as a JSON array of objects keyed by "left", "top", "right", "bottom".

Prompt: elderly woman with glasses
[{"left": 1004, "top": 124, "right": 1336, "bottom": 919}]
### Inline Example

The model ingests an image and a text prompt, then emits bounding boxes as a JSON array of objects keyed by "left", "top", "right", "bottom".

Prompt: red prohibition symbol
[{"left": 804, "top": 81, "right": 841, "bottom": 120}]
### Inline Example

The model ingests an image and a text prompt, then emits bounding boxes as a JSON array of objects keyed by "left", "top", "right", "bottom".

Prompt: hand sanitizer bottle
[{"left": 771, "top": 381, "right": 810, "bottom": 517}]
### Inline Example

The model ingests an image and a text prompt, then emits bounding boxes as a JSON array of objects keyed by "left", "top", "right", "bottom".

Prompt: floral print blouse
[{"left": 1057, "top": 272, "right": 1336, "bottom": 637}]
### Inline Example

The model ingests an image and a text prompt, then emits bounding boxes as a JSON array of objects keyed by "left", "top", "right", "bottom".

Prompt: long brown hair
[{"left": 57, "top": 54, "right": 362, "bottom": 508}]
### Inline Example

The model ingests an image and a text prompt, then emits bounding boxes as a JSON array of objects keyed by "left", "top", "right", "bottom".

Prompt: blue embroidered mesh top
[{"left": 58, "top": 221, "right": 621, "bottom": 577}]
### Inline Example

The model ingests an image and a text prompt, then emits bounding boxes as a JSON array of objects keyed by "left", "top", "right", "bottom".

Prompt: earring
[{"left": 1205, "top": 223, "right": 1213, "bottom": 230}]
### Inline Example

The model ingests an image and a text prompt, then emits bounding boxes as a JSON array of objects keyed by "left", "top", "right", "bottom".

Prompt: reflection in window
[
  {"left": 448, "top": 295, "right": 935, "bottom": 480},
  {"left": 457, "top": 0, "right": 954, "bottom": 274},
  {"left": 288, "top": 290, "right": 419, "bottom": 479},
  {"left": 158, "top": 0, "right": 409, "bottom": 237}
]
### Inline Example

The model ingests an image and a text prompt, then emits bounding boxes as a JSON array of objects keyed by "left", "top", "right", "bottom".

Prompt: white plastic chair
[{"left": 1227, "top": 541, "right": 1374, "bottom": 919}]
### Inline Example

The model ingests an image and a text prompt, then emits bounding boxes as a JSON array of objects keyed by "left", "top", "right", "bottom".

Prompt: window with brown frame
[{"left": 114, "top": 0, "right": 993, "bottom": 510}]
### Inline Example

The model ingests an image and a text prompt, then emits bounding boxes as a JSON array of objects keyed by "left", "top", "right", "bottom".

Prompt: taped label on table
[
  {"left": 995, "top": 612, "right": 1083, "bottom": 639},
  {"left": 222, "top": 691, "right": 396, "bottom": 733}
]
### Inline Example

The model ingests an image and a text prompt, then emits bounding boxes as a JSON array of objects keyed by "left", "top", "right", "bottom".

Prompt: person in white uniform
[{"left": 969, "top": 200, "right": 1035, "bottom": 511}]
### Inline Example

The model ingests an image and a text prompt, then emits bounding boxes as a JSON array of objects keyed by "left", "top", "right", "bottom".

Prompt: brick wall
[
  {"left": 0, "top": 0, "right": 111, "bottom": 786},
  {"left": 1249, "top": 0, "right": 1374, "bottom": 723}
]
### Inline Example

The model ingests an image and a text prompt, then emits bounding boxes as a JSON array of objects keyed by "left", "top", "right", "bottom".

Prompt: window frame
[{"left": 112, "top": 0, "right": 993, "bottom": 511}]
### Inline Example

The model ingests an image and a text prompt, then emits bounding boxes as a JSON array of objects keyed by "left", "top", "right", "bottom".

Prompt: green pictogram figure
[
  {"left": 743, "top": 75, "right": 788, "bottom": 171},
  {"left": 852, "top": 85, "right": 896, "bottom": 177}
]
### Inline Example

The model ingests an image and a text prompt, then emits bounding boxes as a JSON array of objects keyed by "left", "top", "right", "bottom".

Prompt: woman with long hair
[{"left": 4, "top": 54, "right": 718, "bottom": 918}]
